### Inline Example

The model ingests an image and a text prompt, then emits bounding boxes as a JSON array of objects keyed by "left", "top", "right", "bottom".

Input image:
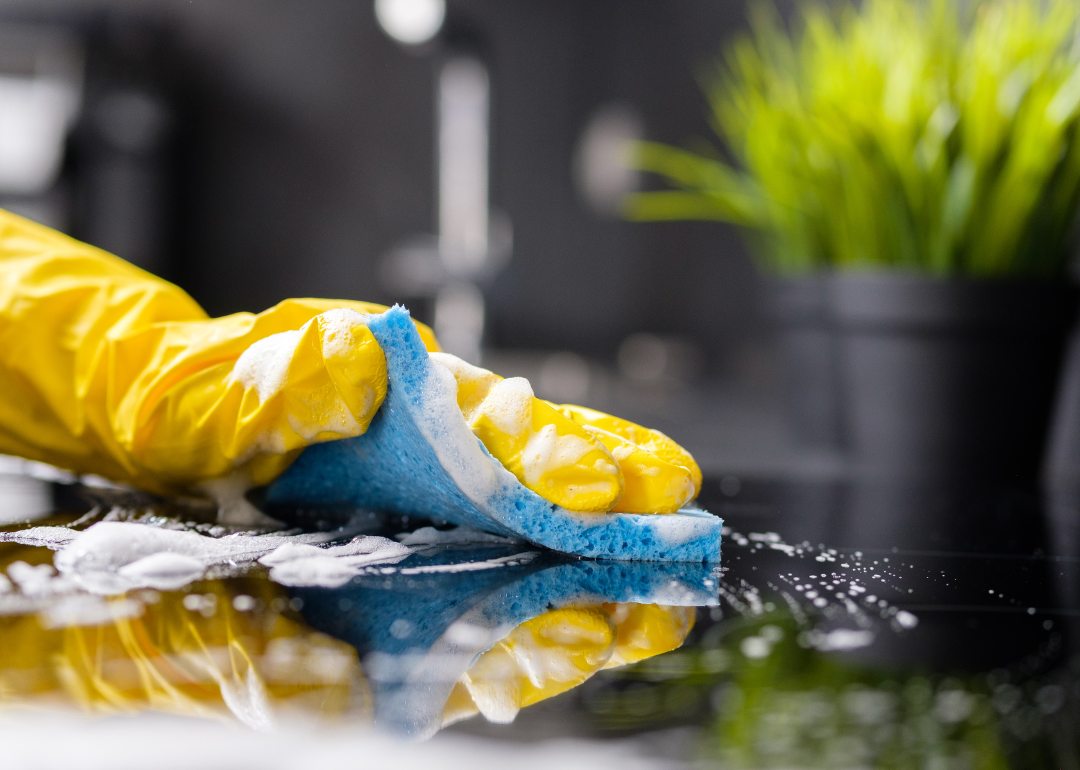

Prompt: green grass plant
[{"left": 626, "top": 0, "right": 1080, "bottom": 277}]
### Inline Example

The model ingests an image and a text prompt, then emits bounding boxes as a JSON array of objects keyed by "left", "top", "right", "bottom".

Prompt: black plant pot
[
  {"left": 765, "top": 277, "right": 843, "bottom": 450},
  {"left": 831, "top": 273, "right": 1078, "bottom": 482}
]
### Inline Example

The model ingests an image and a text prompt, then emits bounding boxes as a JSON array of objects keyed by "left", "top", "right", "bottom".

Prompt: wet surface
[{"left": 1, "top": 473, "right": 1079, "bottom": 767}]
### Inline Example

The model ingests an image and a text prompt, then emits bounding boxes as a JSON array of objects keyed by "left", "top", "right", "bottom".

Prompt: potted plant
[{"left": 627, "top": 0, "right": 1080, "bottom": 481}]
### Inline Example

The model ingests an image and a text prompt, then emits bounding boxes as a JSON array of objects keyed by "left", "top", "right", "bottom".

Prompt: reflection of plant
[
  {"left": 583, "top": 610, "right": 1074, "bottom": 768},
  {"left": 626, "top": 0, "right": 1080, "bottom": 277},
  {"left": 707, "top": 619, "right": 1009, "bottom": 769}
]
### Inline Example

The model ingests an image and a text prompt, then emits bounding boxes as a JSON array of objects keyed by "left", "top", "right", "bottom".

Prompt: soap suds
[
  {"left": 227, "top": 310, "right": 377, "bottom": 468},
  {"left": 593, "top": 459, "right": 619, "bottom": 476},
  {"left": 521, "top": 425, "right": 601, "bottom": 487},
  {"left": 259, "top": 536, "right": 411, "bottom": 588},
  {"left": 286, "top": 406, "right": 363, "bottom": 445},
  {"left": 265, "top": 548, "right": 410, "bottom": 588},
  {"left": 265, "top": 557, "right": 364, "bottom": 589},
  {"left": 230, "top": 329, "right": 302, "bottom": 402},
  {"left": 715, "top": 526, "right": 931, "bottom": 659},
  {"left": 258, "top": 542, "right": 333, "bottom": 566},
  {"left": 47, "top": 521, "right": 409, "bottom": 594},
  {"left": 428, "top": 352, "right": 482, "bottom": 380},
  {"left": 117, "top": 552, "right": 206, "bottom": 591},
  {"left": 397, "top": 552, "right": 538, "bottom": 575},
  {"left": 428, "top": 352, "right": 500, "bottom": 419},
  {"left": 199, "top": 472, "right": 282, "bottom": 527},
  {"left": 611, "top": 445, "right": 635, "bottom": 462},
  {"left": 414, "top": 356, "right": 502, "bottom": 503},
  {"left": 7, "top": 561, "right": 72, "bottom": 596},
  {"left": 649, "top": 509, "right": 721, "bottom": 547},
  {"left": 233, "top": 428, "right": 288, "bottom": 466},
  {"left": 396, "top": 526, "right": 518, "bottom": 546},
  {"left": 475, "top": 378, "right": 533, "bottom": 437},
  {"left": 663, "top": 474, "right": 695, "bottom": 503},
  {"left": 316, "top": 308, "right": 371, "bottom": 359},
  {"left": 0, "top": 526, "right": 78, "bottom": 550}
]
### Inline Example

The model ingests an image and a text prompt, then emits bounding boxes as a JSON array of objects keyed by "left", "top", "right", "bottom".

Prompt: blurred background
[
  {"left": 6, "top": 5, "right": 1080, "bottom": 766},
  {"left": 0, "top": 0, "right": 791, "bottom": 485}
]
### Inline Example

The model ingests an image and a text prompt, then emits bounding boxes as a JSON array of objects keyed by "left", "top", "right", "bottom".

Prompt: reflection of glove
[
  {"left": 0, "top": 209, "right": 436, "bottom": 497},
  {"left": 443, "top": 603, "right": 694, "bottom": 726},
  {"left": 0, "top": 555, "right": 364, "bottom": 725}
]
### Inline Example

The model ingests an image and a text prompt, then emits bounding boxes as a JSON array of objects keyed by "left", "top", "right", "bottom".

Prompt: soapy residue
[
  {"left": 317, "top": 308, "right": 372, "bottom": 359},
  {"left": 200, "top": 472, "right": 282, "bottom": 527},
  {"left": 259, "top": 538, "right": 412, "bottom": 588},
  {"left": 230, "top": 329, "right": 303, "bottom": 403},
  {"left": 417, "top": 354, "right": 504, "bottom": 504},
  {"left": 396, "top": 526, "right": 518, "bottom": 546},
  {"left": 475, "top": 377, "right": 534, "bottom": 437},
  {"left": 48, "top": 521, "right": 409, "bottom": 594},
  {"left": 1, "top": 526, "right": 79, "bottom": 549},
  {"left": 711, "top": 525, "right": 925, "bottom": 656},
  {"left": 397, "top": 552, "right": 538, "bottom": 575},
  {"left": 0, "top": 515, "right": 554, "bottom": 624},
  {"left": 520, "top": 424, "right": 598, "bottom": 488},
  {"left": 428, "top": 351, "right": 501, "bottom": 417}
]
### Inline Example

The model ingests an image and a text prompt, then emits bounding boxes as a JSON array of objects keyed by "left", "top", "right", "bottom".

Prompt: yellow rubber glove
[
  {"left": 0, "top": 207, "right": 700, "bottom": 515},
  {"left": 0, "top": 208, "right": 437, "bottom": 497},
  {"left": 556, "top": 404, "right": 702, "bottom": 513},
  {"left": 431, "top": 353, "right": 701, "bottom": 513}
]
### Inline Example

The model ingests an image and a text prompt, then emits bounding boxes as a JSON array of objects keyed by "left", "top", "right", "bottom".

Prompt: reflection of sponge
[
  {"left": 290, "top": 545, "right": 718, "bottom": 739},
  {"left": 265, "top": 307, "right": 722, "bottom": 563}
]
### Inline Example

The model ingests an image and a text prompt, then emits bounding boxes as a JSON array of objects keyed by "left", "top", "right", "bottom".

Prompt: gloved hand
[
  {"left": 432, "top": 353, "right": 701, "bottom": 513},
  {"left": 0, "top": 208, "right": 700, "bottom": 515},
  {"left": 0, "top": 209, "right": 436, "bottom": 497}
]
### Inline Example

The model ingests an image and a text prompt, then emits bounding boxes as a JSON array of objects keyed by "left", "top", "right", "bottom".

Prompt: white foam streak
[
  {"left": 521, "top": 424, "right": 595, "bottom": 488},
  {"left": 416, "top": 356, "right": 503, "bottom": 503},
  {"left": 47, "top": 522, "right": 409, "bottom": 594},
  {"left": 396, "top": 526, "right": 517, "bottom": 546},
  {"left": 260, "top": 536, "right": 412, "bottom": 588},
  {"left": 475, "top": 377, "right": 533, "bottom": 436},
  {"left": 317, "top": 308, "right": 371, "bottom": 358},
  {"left": 0, "top": 526, "right": 78, "bottom": 549},
  {"left": 230, "top": 329, "right": 302, "bottom": 402}
]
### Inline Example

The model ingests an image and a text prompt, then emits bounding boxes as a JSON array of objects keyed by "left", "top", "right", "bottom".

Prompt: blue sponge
[{"left": 265, "top": 307, "right": 722, "bottom": 562}]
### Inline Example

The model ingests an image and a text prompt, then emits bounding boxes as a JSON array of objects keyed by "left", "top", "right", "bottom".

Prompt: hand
[
  {"left": 0, "top": 208, "right": 437, "bottom": 496},
  {"left": 432, "top": 353, "right": 701, "bottom": 513},
  {"left": 0, "top": 208, "right": 700, "bottom": 518}
]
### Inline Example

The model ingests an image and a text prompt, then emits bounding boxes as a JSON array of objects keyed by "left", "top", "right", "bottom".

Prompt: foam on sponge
[{"left": 265, "top": 307, "right": 722, "bottom": 562}]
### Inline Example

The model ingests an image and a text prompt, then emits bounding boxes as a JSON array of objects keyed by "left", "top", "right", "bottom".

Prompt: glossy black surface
[
  {"left": 448, "top": 476, "right": 1080, "bottom": 767},
  {"left": 3, "top": 474, "right": 1080, "bottom": 768}
]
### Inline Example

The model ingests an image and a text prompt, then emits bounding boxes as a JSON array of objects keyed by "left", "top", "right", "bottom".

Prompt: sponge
[{"left": 265, "top": 307, "right": 722, "bottom": 563}]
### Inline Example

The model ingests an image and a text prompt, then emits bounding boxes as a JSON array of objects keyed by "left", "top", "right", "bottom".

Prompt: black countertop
[
  {"left": 0, "top": 474, "right": 1077, "bottom": 768},
  {"left": 453, "top": 477, "right": 1080, "bottom": 767}
]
